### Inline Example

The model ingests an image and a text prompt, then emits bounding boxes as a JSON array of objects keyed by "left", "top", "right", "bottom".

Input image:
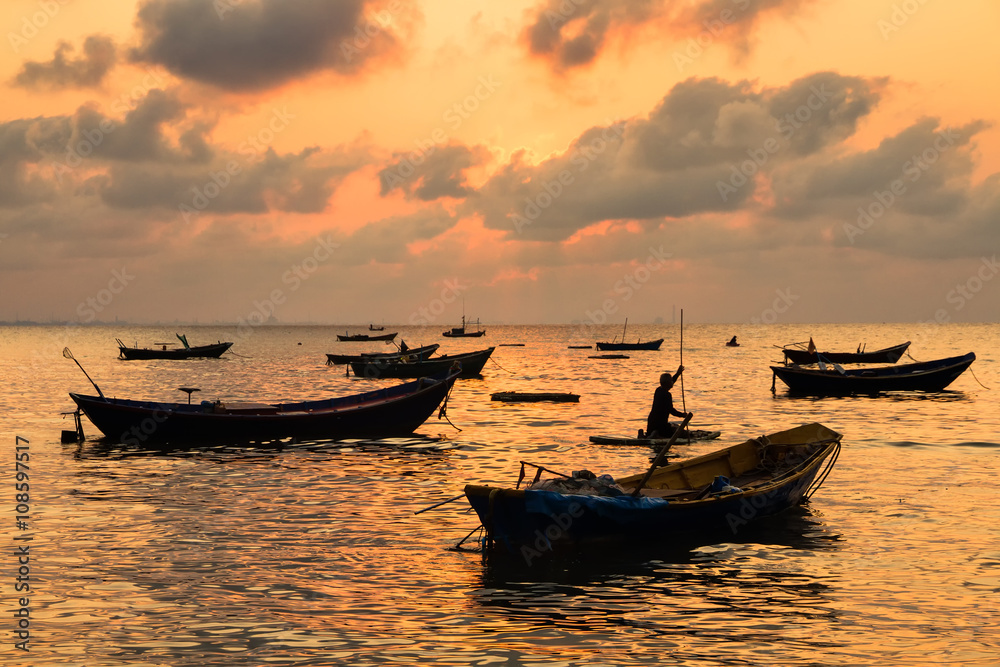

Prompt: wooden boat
[
  {"left": 69, "top": 369, "right": 460, "bottom": 445},
  {"left": 726, "top": 336, "right": 740, "bottom": 347},
  {"left": 325, "top": 343, "right": 440, "bottom": 365},
  {"left": 589, "top": 354, "right": 630, "bottom": 359},
  {"left": 369, "top": 324, "right": 385, "bottom": 331},
  {"left": 117, "top": 336, "right": 232, "bottom": 360},
  {"left": 350, "top": 347, "right": 495, "bottom": 379},
  {"left": 589, "top": 429, "right": 721, "bottom": 445},
  {"left": 595, "top": 319, "right": 662, "bottom": 351},
  {"left": 491, "top": 392, "right": 580, "bottom": 403},
  {"left": 465, "top": 422, "right": 841, "bottom": 555},
  {"left": 337, "top": 331, "right": 397, "bottom": 342},
  {"left": 568, "top": 345, "right": 593, "bottom": 349},
  {"left": 781, "top": 340, "right": 910, "bottom": 365},
  {"left": 771, "top": 352, "right": 974, "bottom": 395},
  {"left": 443, "top": 315, "right": 486, "bottom": 338}
]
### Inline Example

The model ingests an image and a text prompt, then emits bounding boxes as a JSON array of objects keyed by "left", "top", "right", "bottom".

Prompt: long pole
[
  {"left": 631, "top": 413, "right": 692, "bottom": 496},
  {"left": 680, "top": 309, "right": 686, "bottom": 413}
]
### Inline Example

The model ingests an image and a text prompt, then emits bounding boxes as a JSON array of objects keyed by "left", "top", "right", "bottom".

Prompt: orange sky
[{"left": 2, "top": 0, "right": 999, "bottom": 324}]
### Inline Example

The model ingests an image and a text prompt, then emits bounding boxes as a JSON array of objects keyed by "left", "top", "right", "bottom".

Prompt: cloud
[
  {"left": 523, "top": 0, "right": 817, "bottom": 71},
  {"left": 13, "top": 35, "right": 117, "bottom": 89},
  {"left": 341, "top": 208, "right": 460, "bottom": 265},
  {"left": 131, "top": 0, "right": 414, "bottom": 91},
  {"left": 470, "top": 72, "right": 885, "bottom": 241},
  {"left": 379, "top": 144, "right": 490, "bottom": 201}
]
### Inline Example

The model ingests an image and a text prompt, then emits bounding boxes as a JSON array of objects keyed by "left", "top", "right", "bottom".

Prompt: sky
[{"left": 1, "top": 0, "right": 999, "bottom": 326}]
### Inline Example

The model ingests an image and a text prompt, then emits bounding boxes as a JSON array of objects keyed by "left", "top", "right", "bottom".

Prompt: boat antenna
[{"left": 63, "top": 347, "right": 106, "bottom": 400}]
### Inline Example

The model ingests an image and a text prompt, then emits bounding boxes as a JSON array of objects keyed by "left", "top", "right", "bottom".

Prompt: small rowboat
[
  {"left": 117, "top": 337, "right": 232, "bottom": 360},
  {"left": 325, "top": 343, "right": 440, "bottom": 365},
  {"left": 491, "top": 392, "right": 580, "bottom": 403},
  {"left": 589, "top": 354, "right": 630, "bottom": 359},
  {"left": 350, "top": 347, "right": 495, "bottom": 379},
  {"left": 464, "top": 422, "right": 841, "bottom": 555},
  {"left": 589, "top": 429, "right": 721, "bottom": 445},
  {"left": 70, "top": 369, "right": 460, "bottom": 445},
  {"left": 337, "top": 331, "right": 397, "bottom": 342},
  {"left": 781, "top": 340, "right": 910, "bottom": 365},
  {"left": 771, "top": 352, "right": 975, "bottom": 395}
]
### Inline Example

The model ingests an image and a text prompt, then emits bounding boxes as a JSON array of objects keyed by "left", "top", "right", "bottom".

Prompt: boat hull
[
  {"left": 70, "top": 370, "right": 459, "bottom": 445},
  {"left": 782, "top": 341, "right": 910, "bottom": 365},
  {"left": 350, "top": 348, "right": 495, "bottom": 379},
  {"left": 118, "top": 342, "right": 233, "bottom": 360},
  {"left": 771, "top": 352, "right": 974, "bottom": 395},
  {"left": 326, "top": 343, "right": 440, "bottom": 365},
  {"left": 595, "top": 338, "right": 663, "bottom": 351},
  {"left": 337, "top": 332, "right": 397, "bottom": 342},
  {"left": 466, "top": 423, "right": 841, "bottom": 554}
]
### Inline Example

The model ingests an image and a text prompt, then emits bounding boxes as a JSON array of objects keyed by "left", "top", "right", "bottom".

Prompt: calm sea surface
[{"left": 1, "top": 322, "right": 998, "bottom": 666}]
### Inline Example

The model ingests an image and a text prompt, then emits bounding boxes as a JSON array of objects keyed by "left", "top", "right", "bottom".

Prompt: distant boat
[
  {"left": 491, "top": 392, "right": 580, "bottom": 403},
  {"left": 726, "top": 336, "right": 740, "bottom": 347},
  {"left": 781, "top": 340, "right": 910, "bottom": 365},
  {"left": 589, "top": 354, "right": 630, "bottom": 359},
  {"left": 771, "top": 352, "right": 975, "bottom": 395},
  {"left": 326, "top": 343, "right": 440, "bottom": 366},
  {"left": 337, "top": 331, "right": 398, "bottom": 342},
  {"left": 117, "top": 335, "right": 232, "bottom": 360},
  {"left": 351, "top": 347, "right": 495, "bottom": 379},
  {"left": 464, "top": 422, "right": 842, "bottom": 553},
  {"left": 369, "top": 324, "right": 385, "bottom": 331},
  {"left": 443, "top": 315, "right": 485, "bottom": 338},
  {"left": 595, "top": 319, "right": 662, "bottom": 351},
  {"left": 69, "top": 369, "right": 460, "bottom": 445}
]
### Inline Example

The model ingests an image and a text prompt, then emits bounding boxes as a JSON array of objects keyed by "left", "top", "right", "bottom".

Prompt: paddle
[
  {"left": 62, "top": 347, "right": 106, "bottom": 400},
  {"left": 630, "top": 413, "right": 692, "bottom": 497}
]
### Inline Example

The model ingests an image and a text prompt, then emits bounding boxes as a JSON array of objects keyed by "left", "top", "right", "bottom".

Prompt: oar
[
  {"left": 413, "top": 493, "right": 466, "bottom": 515},
  {"left": 62, "top": 347, "right": 106, "bottom": 400},
  {"left": 631, "top": 413, "right": 692, "bottom": 497}
]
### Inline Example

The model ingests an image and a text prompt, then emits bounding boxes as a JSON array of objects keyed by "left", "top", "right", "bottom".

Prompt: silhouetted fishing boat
[
  {"left": 443, "top": 315, "right": 485, "bottom": 337},
  {"left": 781, "top": 340, "right": 910, "bottom": 365},
  {"left": 325, "top": 343, "right": 440, "bottom": 365},
  {"left": 369, "top": 324, "right": 385, "bottom": 331},
  {"left": 770, "top": 352, "right": 974, "bottom": 395},
  {"left": 464, "top": 422, "right": 841, "bottom": 554},
  {"left": 491, "top": 392, "right": 580, "bottom": 403},
  {"left": 589, "top": 429, "right": 721, "bottom": 445},
  {"left": 337, "top": 331, "right": 397, "bottom": 342},
  {"left": 117, "top": 335, "right": 232, "bottom": 360},
  {"left": 351, "top": 347, "right": 495, "bottom": 379},
  {"left": 69, "top": 369, "right": 460, "bottom": 445},
  {"left": 595, "top": 319, "right": 662, "bottom": 351}
]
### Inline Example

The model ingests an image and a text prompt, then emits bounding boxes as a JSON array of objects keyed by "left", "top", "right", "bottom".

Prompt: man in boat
[
  {"left": 642, "top": 366, "right": 692, "bottom": 438},
  {"left": 728, "top": 336, "right": 738, "bottom": 346}
]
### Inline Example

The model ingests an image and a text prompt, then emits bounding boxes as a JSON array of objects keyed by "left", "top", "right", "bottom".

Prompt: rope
[
  {"left": 437, "top": 385, "right": 462, "bottom": 431},
  {"left": 226, "top": 349, "right": 253, "bottom": 359},
  {"left": 969, "top": 367, "right": 990, "bottom": 389},
  {"left": 488, "top": 356, "right": 515, "bottom": 374}
]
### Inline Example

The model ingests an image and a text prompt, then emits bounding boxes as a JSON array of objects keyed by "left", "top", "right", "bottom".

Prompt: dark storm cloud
[
  {"left": 378, "top": 144, "right": 489, "bottom": 201},
  {"left": 0, "top": 117, "right": 72, "bottom": 207},
  {"left": 131, "top": 0, "right": 410, "bottom": 91},
  {"left": 13, "top": 35, "right": 117, "bottom": 89},
  {"left": 523, "top": 0, "right": 816, "bottom": 71},
  {"left": 471, "top": 72, "right": 884, "bottom": 241}
]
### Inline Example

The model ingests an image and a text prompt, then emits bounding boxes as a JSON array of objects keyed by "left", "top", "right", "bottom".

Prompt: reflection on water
[{"left": 4, "top": 323, "right": 1000, "bottom": 665}]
